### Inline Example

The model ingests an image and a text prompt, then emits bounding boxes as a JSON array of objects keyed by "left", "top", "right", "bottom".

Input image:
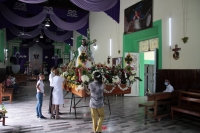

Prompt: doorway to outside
[{"left": 139, "top": 38, "right": 158, "bottom": 96}]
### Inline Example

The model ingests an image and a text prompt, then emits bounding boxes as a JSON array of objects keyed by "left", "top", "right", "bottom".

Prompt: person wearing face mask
[
  {"left": 163, "top": 79, "right": 174, "bottom": 92},
  {"left": 149, "top": 79, "right": 174, "bottom": 111},
  {"left": 76, "top": 39, "right": 94, "bottom": 68}
]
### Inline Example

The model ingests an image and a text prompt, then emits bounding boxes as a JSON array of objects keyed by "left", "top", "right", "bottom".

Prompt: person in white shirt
[
  {"left": 48, "top": 67, "right": 56, "bottom": 114},
  {"left": 149, "top": 79, "right": 174, "bottom": 112},
  {"left": 36, "top": 73, "right": 46, "bottom": 119},
  {"left": 51, "top": 70, "right": 65, "bottom": 119},
  {"left": 163, "top": 79, "right": 174, "bottom": 92}
]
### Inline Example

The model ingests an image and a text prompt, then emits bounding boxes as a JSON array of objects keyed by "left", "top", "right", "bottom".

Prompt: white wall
[{"left": 87, "top": 0, "right": 200, "bottom": 69}]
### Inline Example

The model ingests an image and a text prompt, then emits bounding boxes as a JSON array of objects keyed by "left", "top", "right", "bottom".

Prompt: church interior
[{"left": 0, "top": 0, "right": 200, "bottom": 133}]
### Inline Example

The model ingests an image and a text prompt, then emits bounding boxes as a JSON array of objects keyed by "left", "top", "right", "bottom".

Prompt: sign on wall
[{"left": 124, "top": 0, "right": 153, "bottom": 34}]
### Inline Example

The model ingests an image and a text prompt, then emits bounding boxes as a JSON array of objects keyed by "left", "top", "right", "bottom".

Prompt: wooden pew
[
  {"left": 188, "top": 89, "right": 200, "bottom": 93},
  {"left": 139, "top": 92, "right": 172, "bottom": 121},
  {"left": 15, "top": 74, "right": 27, "bottom": 86},
  {"left": 0, "top": 82, "right": 13, "bottom": 104},
  {"left": 171, "top": 91, "right": 200, "bottom": 120}
]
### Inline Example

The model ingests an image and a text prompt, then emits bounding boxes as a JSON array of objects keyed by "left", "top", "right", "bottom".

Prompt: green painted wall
[
  {"left": 0, "top": 30, "right": 4, "bottom": 62},
  {"left": 65, "top": 44, "right": 71, "bottom": 54},
  {"left": 123, "top": 20, "right": 162, "bottom": 96},
  {"left": 76, "top": 35, "right": 82, "bottom": 48}
]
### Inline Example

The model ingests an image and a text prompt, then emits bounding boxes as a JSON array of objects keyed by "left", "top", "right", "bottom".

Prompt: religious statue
[
  {"left": 172, "top": 44, "right": 181, "bottom": 60},
  {"left": 33, "top": 52, "right": 39, "bottom": 66},
  {"left": 76, "top": 39, "right": 94, "bottom": 68}
]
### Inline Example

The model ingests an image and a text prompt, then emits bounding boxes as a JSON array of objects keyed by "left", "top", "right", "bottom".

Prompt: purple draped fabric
[
  {"left": 9, "top": 26, "right": 72, "bottom": 42},
  {"left": 104, "top": 0, "right": 120, "bottom": 23},
  {"left": 43, "top": 29, "right": 73, "bottom": 42},
  {"left": 9, "top": 26, "right": 41, "bottom": 39},
  {"left": 49, "top": 13, "right": 89, "bottom": 31},
  {"left": 18, "top": 0, "right": 47, "bottom": 4},
  {"left": 70, "top": 0, "right": 118, "bottom": 12},
  {"left": 0, "top": 3, "right": 47, "bottom": 27}
]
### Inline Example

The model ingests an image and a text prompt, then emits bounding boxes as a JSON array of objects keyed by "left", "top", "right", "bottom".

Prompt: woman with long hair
[{"left": 89, "top": 72, "right": 105, "bottom": 133}]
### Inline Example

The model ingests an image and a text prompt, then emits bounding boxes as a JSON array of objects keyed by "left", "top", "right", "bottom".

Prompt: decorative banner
[
  {"left": 14, "top": 2, "right": 27, "bottom": 11},
  {"left": 124, "top": 0, "right": 152, "bottom": 34}
]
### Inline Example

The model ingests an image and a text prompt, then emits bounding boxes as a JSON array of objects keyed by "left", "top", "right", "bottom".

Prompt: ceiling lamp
[
  {"left": 35, "top": 38, "right": 39, "bottom": 42},
  {"left": 45, "top": 18, "right": 51, "bottom": 27},
  {"left": 45, "top": 21, "right": 50, "bottom": 27},
  {"left": 40, "top": 33, "right": 43, "bottom": 38}
]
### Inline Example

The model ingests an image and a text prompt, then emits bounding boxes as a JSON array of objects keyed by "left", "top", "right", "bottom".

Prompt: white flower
[
  {"left": 81, "top": 75, "right": 89, "bottom": 83},
  {"left": 106, "top": 71, "right": 109, "bottom": 73},
  {"left": 129, "top": 75, "right": 135, "bottom": 81},
  {"left": 63, "top": 71, "right": 68, "bottom": 77},
  {"left": 92, "top": 70, "right": 100, "bottom": 75},
  {"left": 131, "top": 70, "right": 136, "bottom": 74},
  {"left": 75, "top": 85, "right": 84, "bottom": 92},
  {"left": 112, "top": 76, "right": 120, "bottom": 84}
]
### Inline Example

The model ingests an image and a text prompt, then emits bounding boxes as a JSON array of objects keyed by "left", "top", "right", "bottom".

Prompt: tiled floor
[{"left": 0, "top": 81, "right": 200, "bottom": 133}]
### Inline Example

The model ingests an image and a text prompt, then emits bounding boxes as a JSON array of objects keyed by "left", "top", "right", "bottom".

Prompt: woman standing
[
  {"left": 89, "top": 72, "right": 105, "bottom": 133},
  {"left": 51, "top": 70, "right": 64, "bottom": 119}
]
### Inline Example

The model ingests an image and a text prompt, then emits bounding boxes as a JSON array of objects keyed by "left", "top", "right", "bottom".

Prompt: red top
[{"left": 6, "top": 78, "right": 12, "bottom": 87}]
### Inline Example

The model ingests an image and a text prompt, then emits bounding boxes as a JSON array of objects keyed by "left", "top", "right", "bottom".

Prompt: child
[
  {"left": 89, "top": 72, "right": 105, "bottom": 133},
  {"left": 36, "top": 73, "right": 46, "bottom": 119}
]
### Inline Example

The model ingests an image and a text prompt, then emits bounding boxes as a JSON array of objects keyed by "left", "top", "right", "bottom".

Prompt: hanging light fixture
[
  {"left": 40, "top": 33, "right": 43, "bottom": 38},
  {"left": 45, "top": 18, "right": 50, "bottom": 27}
]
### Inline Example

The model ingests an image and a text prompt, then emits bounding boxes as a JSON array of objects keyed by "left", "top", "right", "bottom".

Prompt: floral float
[{"left": 62, "top": 63, "right": 141, "bottom": 97}]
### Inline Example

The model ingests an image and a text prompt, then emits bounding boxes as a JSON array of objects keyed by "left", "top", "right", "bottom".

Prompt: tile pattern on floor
[{"left": 0, "top": 81, "right": 200, "bottom": 133}]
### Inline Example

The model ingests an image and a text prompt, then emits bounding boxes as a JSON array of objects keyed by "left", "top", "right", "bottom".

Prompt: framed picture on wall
[
  {"left": 124, "top": 0, "right": 153, "bottom": 34},
  {"left": 112, "top": 57, "right": 123, "bottom": 67}
]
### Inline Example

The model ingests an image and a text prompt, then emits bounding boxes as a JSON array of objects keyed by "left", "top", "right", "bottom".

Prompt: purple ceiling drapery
[
  {"left": 70, "top": 0, "right": 118, "bottom": 12},
  {"left": 104, "top": 0, "right": 120, "bottom": 23},
  {"left": 18, "top": 0, "right": 47, "bottom": 4},
  {"left": 43, "top": 29, "right": 73, "bottom": 42},
  {"left": 9, "top": 26, "right": 41, "bottom": 39},
  {"left": 0, "top": 3, "right": 89, "bottom": 32},
  {"left": 0, "top": 3, "right": 47, "bottom": 27},
  {"left": 9, "top": 26, "right": 72, "bottom": 42},
  {"left": 49, "top": 13, "right": 89, "bottom": 31}
]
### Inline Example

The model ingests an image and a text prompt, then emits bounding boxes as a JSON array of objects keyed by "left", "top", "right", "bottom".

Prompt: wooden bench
[
  {"left": 171, "top": 91, "right": 200, "bottom": 120},
  {"left": 0, "top": 82, "right": 13, "bottom": 104},
  {"left": 15, "top": 75, "right": 27, "bottom": 86},
  {"left": 188, "top": 89, "right": 200, "bottom": 93},
  {"left": 139, "top": 92, "right": 172, "bottom": 121}
]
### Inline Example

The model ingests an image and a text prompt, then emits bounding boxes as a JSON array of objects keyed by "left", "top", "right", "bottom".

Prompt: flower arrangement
[
  {"left": 79, "top": 52, "right": 88, "bottom": 63},
  {"left": 0, "top": 104, "right": 7, "bottom": 117},
  {"left": 124, "top": 53, "right": 133, "bottom": 65},
  {"left": 63, "top": 64, "right": 139, "bottom": 86}
]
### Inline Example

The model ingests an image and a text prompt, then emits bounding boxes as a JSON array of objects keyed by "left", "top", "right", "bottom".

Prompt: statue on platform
[
  {"left": 76, "top": 39, "right": 94, "bottom": 68},
  {"left": 33, "top": 52, "right": 39, "bottom": 66}
]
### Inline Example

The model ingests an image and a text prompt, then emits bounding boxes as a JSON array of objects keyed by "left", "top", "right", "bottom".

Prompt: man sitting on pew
[
  {"left": 6, "top": 74, "right": 19, "bottom": 94},
  {"left": 149, "top": 79, "right": 174, "bottom": 111},
  {"left": 163, "top": 79, "right": 174, "bottom": 92}
]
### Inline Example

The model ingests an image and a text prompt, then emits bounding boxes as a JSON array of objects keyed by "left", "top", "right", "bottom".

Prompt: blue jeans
[
  {"left": 36, "top": 92, "right": 43, "bottom": 117},
  {"left": 7, "top": 84, "right": 18, "bottom": 93}
]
